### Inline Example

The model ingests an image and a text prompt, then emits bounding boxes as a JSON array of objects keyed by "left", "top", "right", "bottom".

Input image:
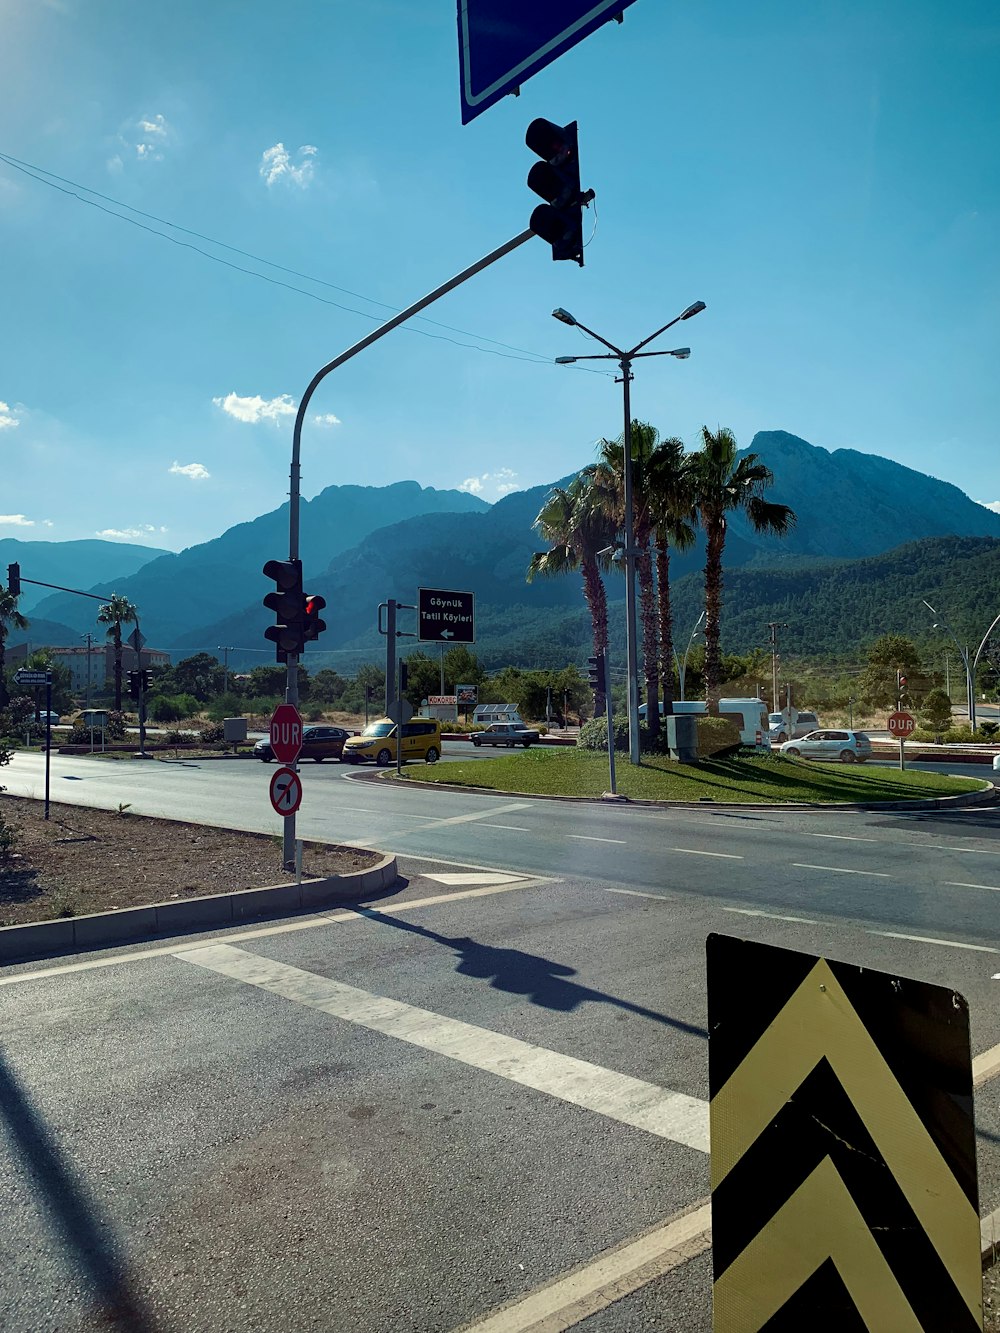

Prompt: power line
[{"left": 0, "top": 149, "right": 613, "bottom": 376}]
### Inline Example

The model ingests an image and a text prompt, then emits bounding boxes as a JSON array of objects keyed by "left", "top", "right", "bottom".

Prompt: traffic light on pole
[
  {"left": 587, "top": 653, "right": 606, "bottom": 693},
  {"left": 525, "top": 118, "right": 594, "bottom": 265},
  {"left": 399, "top": 661, "right": 409, "bottom": 692},
  {"left": 302, "top": 593, "right": 327, "bottom": 644},
  {"left": 129, "top": 670, "right": 141, "bottom": 701},
  {"left": 7, "top": 562, "right": 20, "bottom": 596},
  {"left": 262, "top": 559, "right": 305, "bottom": 659}
]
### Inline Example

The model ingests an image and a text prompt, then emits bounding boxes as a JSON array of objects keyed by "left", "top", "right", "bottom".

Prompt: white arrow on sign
[
  {"left": 269, "top": 766, "right": 303, "bottom": 817},
  {"left": 441, "top": 629, "right": 454, "bottom": 639}
]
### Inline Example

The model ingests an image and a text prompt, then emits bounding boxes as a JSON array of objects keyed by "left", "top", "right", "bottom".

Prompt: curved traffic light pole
[{"left": 279, "top": 228, "right": 536, "bottom": 868}]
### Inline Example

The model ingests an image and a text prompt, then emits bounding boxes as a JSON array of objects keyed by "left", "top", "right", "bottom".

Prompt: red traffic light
[{"left": 303, "top": 592, "right": 327, "bottom": 644}]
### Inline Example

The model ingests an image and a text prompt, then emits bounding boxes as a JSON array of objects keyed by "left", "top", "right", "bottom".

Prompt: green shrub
[
  {"left": 979, "top": 721, "right": 999, "bottom": 740},
  {"left": 149, "top": 694, "right": 199, "bottom": 723},
  {"left": 104, "top": 711, "right": 127, "bottom": 741},
  {"left": 197, "top": 723, "right": 226, "bottom": 744},
  {"left": 697, "top": 715, "right": 742, "bottom": 757},
  {"left": 578, "top": 716, "right": 656, "bottom": 752}
]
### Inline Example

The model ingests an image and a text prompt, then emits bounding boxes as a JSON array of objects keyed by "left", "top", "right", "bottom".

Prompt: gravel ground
[{"left": 0, "top": 795, "right": 379, "bottom": 927}]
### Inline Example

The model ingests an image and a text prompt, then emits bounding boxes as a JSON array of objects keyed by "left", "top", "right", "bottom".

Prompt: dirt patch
[{"left": 0, "top": 796, "right": 380, "bottom": 927}]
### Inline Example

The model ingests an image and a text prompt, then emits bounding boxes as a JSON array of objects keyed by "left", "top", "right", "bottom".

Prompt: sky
[{"left": 2, "top": 0, "right": 998, "bottom": 553}]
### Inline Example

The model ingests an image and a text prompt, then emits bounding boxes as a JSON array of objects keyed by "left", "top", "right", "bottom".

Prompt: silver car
[{"left": 778, "top": 729, "right": 872, "bottom": 763}]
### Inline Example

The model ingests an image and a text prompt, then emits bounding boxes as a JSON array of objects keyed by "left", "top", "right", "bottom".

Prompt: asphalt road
[{"left": 4, "top": 750, "right": 1000, "bottom": 1330}]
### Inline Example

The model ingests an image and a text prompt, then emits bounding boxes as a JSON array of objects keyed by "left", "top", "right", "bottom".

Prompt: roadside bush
[
  {"left": 197, "top": 723, "right": 226, "bottom": 744},
  {"left": 697, "top": 715, "right": 742, "bottom": 757},
  {"left": 440, "top": 720, "right": 478, "bottom": 733},
  {"left": 578, "top": 716, "right": 656, "bottom": 753},
  {"left": 980, "top": 722, "right": 999, "bottom": 739},
  {"left": 105, "top": 711, "right": 127, "bottom": 741},
  {"left": 149, "top": 693, "right": 199, "bottom": 723}
]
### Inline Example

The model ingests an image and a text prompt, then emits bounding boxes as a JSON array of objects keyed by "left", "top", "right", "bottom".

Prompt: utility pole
[
  {"left": 218, "top": 646, "right": 234, "bottom": 693},
  {"left": 767, "top": 623, "right": 788, "bottom": 712},
  {"left": 81, "top": 633, "right": 93, "bottom": 708}
]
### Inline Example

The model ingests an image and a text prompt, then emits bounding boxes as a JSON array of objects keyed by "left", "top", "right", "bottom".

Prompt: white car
[
  {"left": 768, "top": 710, "right": 820, "bottom": 743},
  {"left": 778, "top": 729, "right": 873, "bottom": 763}
]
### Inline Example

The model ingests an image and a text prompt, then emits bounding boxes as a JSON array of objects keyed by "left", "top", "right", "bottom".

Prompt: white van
[{"left": 639, "top": 698, "right": 771, "bottom": 748}]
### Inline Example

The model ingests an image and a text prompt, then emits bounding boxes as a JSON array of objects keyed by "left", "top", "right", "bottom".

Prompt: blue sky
[{"left": 2, "top": 0, "right": 998, "bottom": 552}]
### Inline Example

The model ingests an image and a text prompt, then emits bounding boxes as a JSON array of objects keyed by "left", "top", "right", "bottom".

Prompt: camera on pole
[
  {"left": 526, "top": 118, "right": 594, "bottom": 265},
  {"left": 263, "top": 559, "right": 305, "bottom": 659}
]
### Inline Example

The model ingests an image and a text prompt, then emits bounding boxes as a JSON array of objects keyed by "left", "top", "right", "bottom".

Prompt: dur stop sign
[{"left": 269, "top": 703, "right": 303, "bottom": 765}]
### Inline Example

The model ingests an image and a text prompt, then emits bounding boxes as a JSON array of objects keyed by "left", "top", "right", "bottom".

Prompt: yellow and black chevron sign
[{"left": 707, "top": 933, "right": 981, "bottom": 1331}]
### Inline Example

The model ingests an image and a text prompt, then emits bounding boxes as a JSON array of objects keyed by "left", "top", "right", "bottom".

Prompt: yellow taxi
[{"left": 342, "top": 717, "right": 442, "bottom": 766}]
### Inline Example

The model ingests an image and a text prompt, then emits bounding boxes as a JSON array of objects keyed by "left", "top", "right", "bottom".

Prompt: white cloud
[
  {"left": 259, "top": 142, "right": 317, "bottom": 188},
  {"left": 112, "top": 113, "right": 173, "bottom": 169},
  {"left": 980, "top": 500, "right": 1000, "bottom": 514},
  {"left": 106, "top": 154, "right": 124, "bottom": 175},
  {"left": 0, "top": 401, "right": 21, "bottom": 430},
  {"left": 0, "top": 514, "right": 33, "bottom": 527},
  {"left": 459, "top": 468, "right": 519, "bottom": 501},
  {"left": 312, "top": 413, "right": 341, "bottom": 427},
  {"left": 213, "top": 391, "right": 296, "bottom": 424},
  {"left": 96, "top": 525, "right": 169, "bottom": 541},
  {"left": 169, "top": 460, "right": 210, "bottom": 481}
]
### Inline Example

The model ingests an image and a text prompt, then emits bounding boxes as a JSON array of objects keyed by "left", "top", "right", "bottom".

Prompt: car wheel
[
  {"left": 426, "top": 746, "right": 439, "bottom": 764},
  {"left": 259, "top": 756, "right": 272, "bottom": 763},
  {"left": 508, "top": 740, "right": 514, "bottom": 748},
  {"left": 785, "top": 746, "right": 800, "bottom": 757},
  {"left": 376, "top": 749, "right": 392, "bottom": 767},
  {"left": 840, "top": 750, "right": 857, "bottom": 763},
  {"left": 777, "top": 732, "right": 787, "bottom": 744},
  {"left": 314, "top": 756, "right": 324, "bottom": 763},
  {"left": 472, "top": 738, "right": 480, "bottom": 747},
  {"left": 522, "top": 740, "right": 531, "bottom": 747}
]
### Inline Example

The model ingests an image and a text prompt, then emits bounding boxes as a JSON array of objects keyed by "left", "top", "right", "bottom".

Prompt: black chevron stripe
[
  {"left": 712, "top": 1058, "right": 979, "bottom": 1331},
  {"left": 756, "top": 1259, "right": 871, "bottom": 1332}
]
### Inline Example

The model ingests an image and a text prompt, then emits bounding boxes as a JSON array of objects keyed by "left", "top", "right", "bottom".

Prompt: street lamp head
[
  {"left": 681, "top": 300, "right": 706, "bottom": 320},
  {"left": 669, "top": 347, "right": 691, "bottom": 359},
  {"left": 552, "top": 307, "right": 577, "bottom": 326},
  {"left": 554, "top": 356, "right": 577, "bottom": 364}
]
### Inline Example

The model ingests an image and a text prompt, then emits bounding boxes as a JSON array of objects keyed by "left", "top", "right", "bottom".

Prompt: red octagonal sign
[
  {"left": 269, "top": 703, "right": 303, "bottom": 765},
  {"left": 887, "top": 710, "right": 916, "bottom": 738}
]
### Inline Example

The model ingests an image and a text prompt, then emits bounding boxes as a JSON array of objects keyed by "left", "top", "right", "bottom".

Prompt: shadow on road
[
  {"left": 0, "top": 1049, "right": 158, "bottom": 1331},
  {"left": 351, "top": 907, "right": 707, "bottom": 1039}
]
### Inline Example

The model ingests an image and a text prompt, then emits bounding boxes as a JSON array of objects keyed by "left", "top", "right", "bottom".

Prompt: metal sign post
[{"left": 604, "top": 648, "right": 617, "bottom": 796}]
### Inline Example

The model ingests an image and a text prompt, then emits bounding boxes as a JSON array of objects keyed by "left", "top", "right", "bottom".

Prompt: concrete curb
[
  {"left": 0, "top": 854, "right": 398, "bottom": 965},
  {"left": 385, "top": 771, "right": 997, "bottom": 813}
]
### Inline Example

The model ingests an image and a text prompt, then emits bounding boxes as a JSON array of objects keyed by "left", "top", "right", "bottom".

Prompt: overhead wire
[{"left": 0, "top": 149, "right": 614, "bottom": 376}]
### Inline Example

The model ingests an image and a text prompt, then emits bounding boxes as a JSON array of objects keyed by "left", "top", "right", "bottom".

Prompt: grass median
[{"left": 402, "top": 750, "right": 987, "bottom": 804}]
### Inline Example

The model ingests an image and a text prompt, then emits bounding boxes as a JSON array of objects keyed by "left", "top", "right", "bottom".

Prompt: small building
[{"left": 473, "top": 703, "right": 524, "bottom": 727}]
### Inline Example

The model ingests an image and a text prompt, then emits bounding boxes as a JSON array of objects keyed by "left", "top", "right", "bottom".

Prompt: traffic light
[
  {"left": 399, "top": 661, "right": 409, "bottom": 691},
  {"left": 526, "top": 118, "right": 594, "bottom": 265},
  {"left": 7, "top": 562, "right": 20, "bottom": 596},
  {"left": 587, "top": 654, "right": 607, "bottom": 693},
  {"left": 128, "top": 670, "right": 141, "bottom": 700},
  {"left": 140, "top": 669, "right": 152, "bottom": 691},
  {"left": 302, "top": 593, "right": 327, "bottom": 644},
  {"left": 263, "top": 558, "right": 304, "bottom": 659}
]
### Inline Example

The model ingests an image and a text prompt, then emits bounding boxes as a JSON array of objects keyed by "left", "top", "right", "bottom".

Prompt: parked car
[
  {"left": 37, "top": 712, "right": 61, "bottom": 726},
  {"left": 342, "top": 718, "right": 442, "bottom": 765},
  {"left": 778, "top": 729, "right": 872, "bottom": 763},
  {"left": 472, "top": 722, "right": 540, "bottom": 748},
  {"left": 254, "top": 724, "right": 352, "bottom": 763},
  {"left": 768, "top": 710, "right": 820, "bottom": 743}
]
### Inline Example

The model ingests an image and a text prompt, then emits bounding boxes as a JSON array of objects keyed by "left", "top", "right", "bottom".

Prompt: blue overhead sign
[{"left": 458, "top": 1, "right": 640, "bottom": 125}]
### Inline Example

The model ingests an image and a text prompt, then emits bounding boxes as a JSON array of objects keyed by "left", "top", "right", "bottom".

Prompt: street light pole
[{"left": 553, "top": 300, "right": 705, "bottom": 765}]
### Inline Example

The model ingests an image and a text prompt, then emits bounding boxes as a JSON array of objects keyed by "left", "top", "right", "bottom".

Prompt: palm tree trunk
[
  {"left": 113, "top": 623, "right": 123, "bottom": 711},
  {"left": 581, "top": 558, "right": 608, "bottom": 718},
  {"left": 703, "top": 523, "right": 725, "bottom": 711},
  {"left": 636, "top": 539, "right": 659, "bottom": 742},
  {"left": 0, "top": 637, "right": 7, "bottom": 710},
  {"left": 656, "top": 535, "right": 675, "bottom": 716}
]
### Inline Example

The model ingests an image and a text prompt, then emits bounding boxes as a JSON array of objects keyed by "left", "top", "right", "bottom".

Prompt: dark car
[{"left": 254, "top": 724, "right": 352, "bottom": 763}]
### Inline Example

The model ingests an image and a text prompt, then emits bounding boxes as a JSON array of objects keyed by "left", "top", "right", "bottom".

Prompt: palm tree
[
  {"left": 593, "top": 422, "right": 663, "bottom": 742},
  {"left": 647, "top": 436, "right": 698, "bottom": 717},
  {"left": 528, "top": 472, "right": 616, "bottom": 717},
  {"left": 690, "top": 427, "right": 796, "bottom": 707},
  {"left": 97, "top": 594, "right": 138, "bottom": 711},
  {"left": 0, "top": 588, "right": 29, "bottom": 710}
]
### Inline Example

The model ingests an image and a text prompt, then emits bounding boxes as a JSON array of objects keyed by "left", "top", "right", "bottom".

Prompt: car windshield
[{"left": 360, "top": 722, "right": 394, "bottom": 738}]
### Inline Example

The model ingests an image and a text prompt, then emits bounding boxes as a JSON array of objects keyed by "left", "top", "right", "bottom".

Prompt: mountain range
[{"left": 10, "top": 432, "right": 1000, "bottom": 670}]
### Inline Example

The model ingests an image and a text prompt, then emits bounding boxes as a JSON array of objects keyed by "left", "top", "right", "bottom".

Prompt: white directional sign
[
  {"left": 418, "top": 587, "right": 475, "bottom": 643},
  {"left": 269, "top": 766, "right": 303, "bottom": 817}
]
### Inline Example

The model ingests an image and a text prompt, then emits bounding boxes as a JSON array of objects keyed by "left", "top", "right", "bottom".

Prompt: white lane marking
[
  {"left": 608, "top": 889, "right": 668, "bottom": 901},
  {"left": 866, "top": 930, "right": 1000, "bottom": 954},
  {"left": 330, "top": 805, "right": 439, "bottom": 821},
  {"left": 808, "top": 833, "right": 879, "bottom": 843},
  {"left": 669, "top": 848, "right": 743, "bottom": 860},
  {"left": 723, "top": 907, "right": 819, "bottom": 925},
  {"left": 453, "top": 1201, "right": 712, "bottom": 1333},
  {"left": 355, "top": 801, "right": 532, "bottom": 844},
  {"left": 474, "top": 824, "right": 531, "bottom": 832},
  {"left": 792, "top": 863, "right": 890, "bottom": 878},
  {"left": 175, "top": 944, "right": 710, "bottom": 1153},
  {"left": 0, "top": 879, "right": 553, "bottom": 989},
  {"left": 945, "top": 882, "right": 1000, "bottom": 893},
  {"left": 422, "top": 872, "right": 528, "bottom": 886},
  {"left": 568, "top": 835, "right": 627, "bottom": 845}
]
